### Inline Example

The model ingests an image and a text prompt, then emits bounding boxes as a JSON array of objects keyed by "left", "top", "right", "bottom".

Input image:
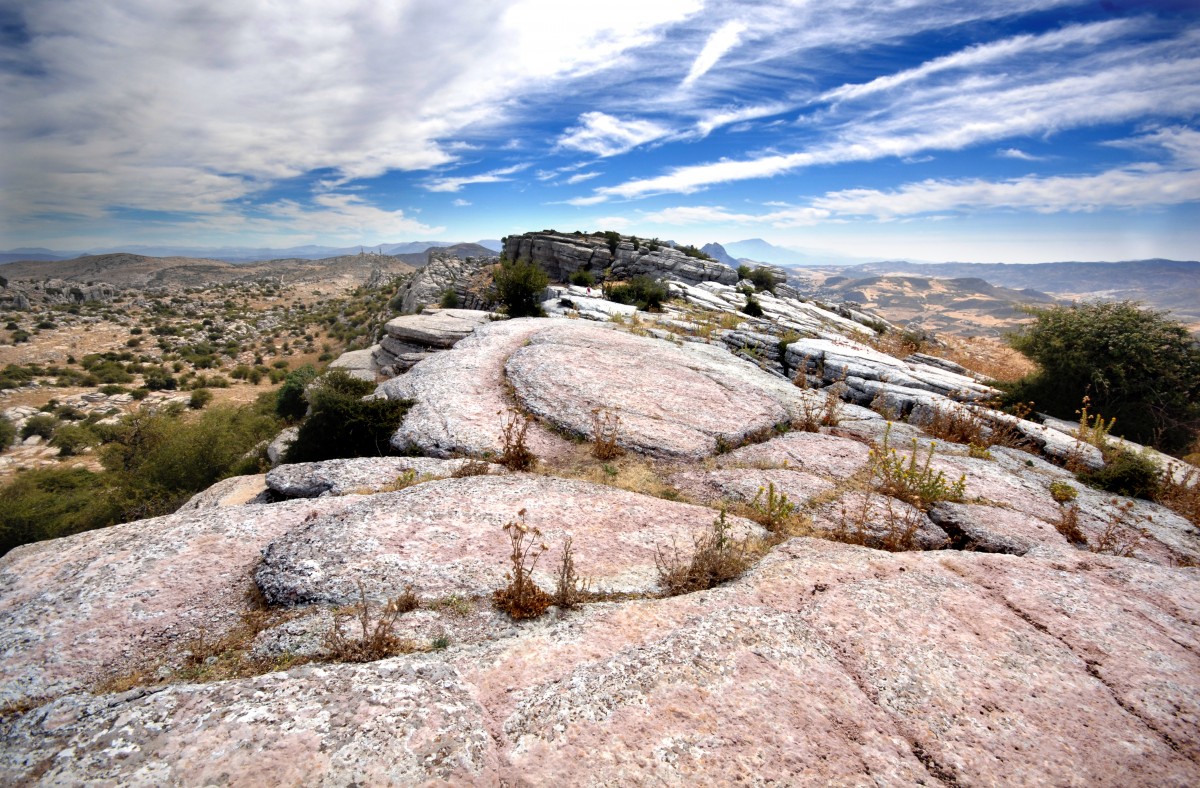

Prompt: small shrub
[
  {"left": 832, "top": 492, "right": 924, "bottom": 552},
  {"left": 795, "top": 386, "right": 842, "bottom": 431},
  {"left": 569, "top": 270, "right": 595, "bottom": 287},
  {"left": 655, "top": 510, "right": 755, "bottom": 596},
  {"left": 748, "top": 267, "right": 779, "bottom": 293},
  {"left": 493, "top": 510, "right": 553, "bottom": 619},
  {"left": 324, "top": 581, "right": 419, "bottom": 663},
  {"left": 741, "top": 293, "right": 764, "bottom": 317},
  {"left": 603, "top": 276, "right": 668, "bottom": 311},
  {"left": 750, "top": 482, "right": 796, "bottom": 531},
  {"left": 1049, "top": 480, "right": 1078, "bottom": 503},
  {"left": 0, "top": 416, "right": 15, "bottom": 451},
  {"left": 1155, "top": 466, "right": 1200, "bottom": 527},
  {"left": 870, "top": 424, "right": 966, "bottom": 510},
  {"left": 1053, "top": 503, "right": 1087, "bottom": 545},
  {"left": 284, "top": 370, "right": 411, "bottom": 463},
  {"left": 451, "top": 458, "right": 492, "bottom": 477},
  {"left": 498, "top": 410, "right": 536, "bottom": 471},
  {"left": 590, "top": 408, "right": 624, "bottom": 460},
  {"left": 439, "top": 289, "right": 459, "bottom": 309},
  {"left": 189, "top": 388, "right": 213, "bottom": 410},
  {"left": 1077, "top": 448, "right": 1161, "bottom": 500},
  {"left": 1092, "top": 499, "right": 1146, "bottom": 558},
  {"left": 49, "top": 423, "right": 98, "bottom": 457},
  {"left": 492, "top": 257, "right": 549, "bottom": 318},
  {"left": 275, "top": 364, "right": 318, "bottom": 421},
  {"left": 20, "top": 414, "right": 58, "bottom": 440}
]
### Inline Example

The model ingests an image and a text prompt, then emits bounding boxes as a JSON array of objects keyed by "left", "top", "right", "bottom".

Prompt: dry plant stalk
[
  {"left": 831, "top": 491, "right": 923, "bottom": 552},
  {"left": 553, "top": 537, "right": 590, "bottom": 609},
  {"left": 869, "top": 424, "right": 966, "bottom": 510},
  {"left": 498, "top": 409, "right": 536, "bottom": 471},
  {"left": 1155, "top": 466, "right": 1200, "bottom": 527},
  {"left": 1053, "top": 503, "right": 1086, "bottom": 545},
  {"left": 493, "top": 510, "right": 554, "bottom": 619},
  {"left": 1092, "top": 499, "right": 1146, "bottom": 558},
  {"left": 591, "top": 408, "right": 624, "bottom": 460},
  {"left": 655, "top": 510, "right": 755, "bottom": 596},
  {"left": 451, "top": 458, "right": 492, "bottom": 477},
  {"left": 324, "top": 581, "right": 419, "bottom": 663}
]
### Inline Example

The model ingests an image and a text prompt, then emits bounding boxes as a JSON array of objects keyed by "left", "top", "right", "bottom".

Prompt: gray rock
[
  {"left": 382, "top": 308, "right": 494, "bottom": 349},
  {"left": 266, "top": 426, "right": 298, "bottom": 467},
  {"left": 265, "top": 456, "right": 502, "bottom": 498},
  {"left": 178, "top": 474, "right": 270, "bottom": 510},
  {"left": 503, "top": 231, "right": 739, "bottom": 286},
  {"left": 327, "top": 347, "right": 379, "bottom": 382},
  {"left": 395, "top": 252, "right": 497, "bottom": 314}
]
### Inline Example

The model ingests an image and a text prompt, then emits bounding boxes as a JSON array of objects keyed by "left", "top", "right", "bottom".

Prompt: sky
[{"left": 2, "top": 0, "right": 1199, "bottom": 263}]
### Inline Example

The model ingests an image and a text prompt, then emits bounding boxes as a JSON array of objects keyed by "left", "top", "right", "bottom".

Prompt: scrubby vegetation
[
  {"left": 0, "top": 399, "right": 280, "bottom": 555},
  {"left": 603, "top": 275, "right": 669, "bottom": 311},
  {"left": 492, "top": 256, "right": 548, "bottom": 318},
  {"left": 282, "top": 370, "right": 412, "bottom": 463},
  {"left": 1004, "top": 301, "right": 1200, "bottom": 454}
]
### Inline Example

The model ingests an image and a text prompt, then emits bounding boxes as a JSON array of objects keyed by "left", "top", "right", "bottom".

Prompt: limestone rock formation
[
  {"left": 374, "top": 307, "right": 495, "bottom": 376},
  {"left": 392, "top": 251, "right": 497, "bottom": 315},
  {"left": 503, "top": 231, "right": 738, "bottom": 286}
]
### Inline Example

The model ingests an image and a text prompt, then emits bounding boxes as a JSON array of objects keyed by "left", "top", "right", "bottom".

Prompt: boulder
[
  {"left": 382, "top": 308, "right": 494, "bottom": 349},
  {"left": 326, "top": 347, "right": 378, "bottom": 382}
]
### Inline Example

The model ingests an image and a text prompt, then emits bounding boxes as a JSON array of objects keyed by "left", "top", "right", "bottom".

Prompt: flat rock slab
[
  {"left": 266, "top": 456, "right": 502, "bottom": 498},
  {"left": 377, "top": 319, "right": 572, "bottom": 460},
  {"left": 256, "top": 474, "right": 764, "bottom": 606},
  {"left": 178, "top": 473, "right": 269, "bottom": 510},
  {"left": 810, "top": 490, "right": 950, "bottom": 550},
  {"left": 6, "top": 538, "right": 1199, "bottom": 785},
  {"left": 382, "top": 308, "right": 493, "bottom": 349},
  {"left": 506, "top": 322, "right": 801, "bottom": 460},
  {"left": 717, "top": 430, "right": 873, "bottom": 481},
  {"left": 667, "top": 467, "right": 834, "bottom": 507},
  {"left": 0, "top": 498, "right": 358, "bottom": 708}
]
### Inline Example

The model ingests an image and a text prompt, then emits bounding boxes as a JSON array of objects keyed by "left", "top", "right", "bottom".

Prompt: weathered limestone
[
  {"left": 326, "top": 347, "right": 379, "bottom": 381},
  {"left": 502, "top": 231, "right": 739, "bottom": 286},
  {"left": 393, "top": 252, "right": 497, "bottom": 315},
  {"left": 265, "top": 456, "right": 503, "bottom": 498}
]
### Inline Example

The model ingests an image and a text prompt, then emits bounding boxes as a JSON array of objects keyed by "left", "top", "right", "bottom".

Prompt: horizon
[{"left": 2, "top": 1, "right": 1199, "bottom": 264}]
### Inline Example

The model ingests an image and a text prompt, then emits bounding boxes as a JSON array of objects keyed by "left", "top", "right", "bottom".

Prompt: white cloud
[
  {"left": 423, "top": 164, "right": 529, "bottom": 192},
  {"left": 556, "top": 112, "right": 672, "bottom": 158},
  {"left": 997, "top": 148, "right": 1043, "bottom": 161},
  {"left": 640, "top": 204, "right": 830, "bottom": 227},
  {"left": 565, "top": 171, "right": 602, "bottom": 185},
  {"left": 452, "top": 198, "right": 471, "bottom": 206},
  {"left": 811, "top": 165, "right": 1200, "bottom": 217},
  {"left": 682, "top": 21, "right": 747, "bottom": 88}
]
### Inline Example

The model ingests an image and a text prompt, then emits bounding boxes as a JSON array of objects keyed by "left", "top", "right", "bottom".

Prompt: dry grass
[
  {"left": 553, "top": 537, "right": 589, "bottom": 610},
  {"left": 869, "top": 424, "right": 966, "bottom": 510},
  {"left": 794, "top": 385, "right": 843, "bottom": 432},
  {"left": 1091, "top": 499, "right": 1147, "bottom": 558},
  {"left": 830, "top": 491, "right": 925, "bottom": 552},
  {"left": 493, "top": 510, "right": 554, "bottom": 619},
  {"left": 1157, "top": 465, "right": 1200, "bottom": 527},
  {"left": 324, "top": 581, "right": 420, "bottom": 663},
  {"left": 590, "top": 408, "right": 624, "bottom": 460},
  {"left": 451, "top": 458, "right": 493, "bottom": 478},
  {"left": 655, "top": 509, "right": 758, "bottom": 596},
  {"left": 498, "top": 409, "right": 537, "bottom": 471},
  {"left": 936, "top": 335, "right": 1037, "bottom": 383},
  {"left": 911, "top": 402, "right": 1034, "bottom": 454},
  {"left": 1053, "top": 503, "right": 1086, "bottom": 545}
]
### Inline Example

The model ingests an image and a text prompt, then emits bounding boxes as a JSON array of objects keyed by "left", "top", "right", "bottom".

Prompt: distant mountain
[
  {"left": 0, "top": 240, "right": 486, "bottom": 264},
  {"left": 700, "top": 242, "right": 738, "bottom": 267},
  {"left": 853, "top": 259, "right": 1200, "bottom": 325},
  {"left": 723, "top": 238, "right": 883, "bottom": 267},
  {"left": 475, "top": 239, "right": 503, "bottom": 252}
]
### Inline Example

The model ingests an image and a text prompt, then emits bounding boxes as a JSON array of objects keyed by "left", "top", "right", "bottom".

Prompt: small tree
[
  {"left": 1004, "top": 301, "right": 1200, "bottom": 454},
  {"left": 492, "top": 257, "right": 548, "bottom": 318}
]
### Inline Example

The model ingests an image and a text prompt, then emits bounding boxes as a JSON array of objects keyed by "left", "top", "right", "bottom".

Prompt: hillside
[
  {"left": 2, "top": 232, "right": 1199, "bottom": 784},
  {"left": 788, "top": 269, "right": 1057, "bottom": 336},
  {"left": 854, "top": 259, "right": 1200, "bottom": 327}
]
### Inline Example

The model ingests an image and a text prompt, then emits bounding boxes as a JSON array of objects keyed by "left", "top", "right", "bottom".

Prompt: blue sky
[{"left": 2, "top": 0, "right": 1198, "bottom": 263}]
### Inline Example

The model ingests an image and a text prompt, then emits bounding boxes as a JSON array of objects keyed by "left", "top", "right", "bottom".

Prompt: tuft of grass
[
  {"left": 498, "top": 410, "right": 536, "bottom": 471},
  {"left": 869, "top": 423, "right": 966, "bottom": 510},
  {"left": 590, "top": 408, "right": 624, "bottom": 460},
  {"left": 493, "top": 510, "right": 554, "bottom": 619},
  {"left": 1091, "top": 499, "right": 1147, "bottom": 558},
  {"left": 1155, "top": 465, "right": 1200, "bottom": 527},
  {"left": 655, "top": 509, "right": 756, "bottom": 596},
  {"left": 795, "top": 385, "right": 843, "bottom": 432},
  {"left": 324, "top": 581, "right": 420, "bottom": 663},
  {"left": 451, "top": 458, "right": 492, "bottom": 478}
]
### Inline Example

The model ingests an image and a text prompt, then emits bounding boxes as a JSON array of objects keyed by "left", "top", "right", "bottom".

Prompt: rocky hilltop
[
  {"left": 504, "top": 230, "right": 738, "bottom": 286},
  {"left": 2, "top": 235, "right": 1198, "bottom": 785}
]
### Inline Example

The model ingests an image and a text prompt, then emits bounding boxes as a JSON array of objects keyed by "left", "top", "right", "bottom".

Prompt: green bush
[
  {"left": 736, "top": 265, "right": 752, "bottom": 280},
  {"left": 0, "top": 415, "right": 16, "bottom": 451},
  {"left": 50, "top": 423, "right": 99, "bottom": 456},
  {"left": 439, "top": 289, "right": 460, "bottom": 308},
  {"left": 1077, "top": 448, "right": 1162, "bottom": 499},
  {"left": 283, "top": 370, "right": 412, "bottom": 463},
  {"left": 492, "top": 257, "right": 548, "bottom": 318},
  {"left": 742, "top": 293, "right": 764, "bottom": 317},
  {"left": 0, "top": 468, "right": 114, "bottom": 556},
  {"left": 604, "top": 275, "right": 668, "bottom": 311},
  {"left": 189, "top": 388, "right": 214, "bottom": 409},
  {"left": 749, "top": 267, "right": 780, "bottom": 294},
  {"left": 276, "top": 364, "right": 318, "bottom": 421},
  {"left": 569, "top": 270, "right": 595, "bottom": 287},
  {"left": 21, "top": 414, "right": 59, "bottom": 440},
  {"left": 1004, "top": 301, "right": 1200, "bottom": 454}
]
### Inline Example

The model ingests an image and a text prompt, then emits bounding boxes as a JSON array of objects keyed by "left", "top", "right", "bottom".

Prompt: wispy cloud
[
  {"left": 682, "top": 21, "right": 747, "bottom": 88},
  {"left": 452, "top": 198, "right": 471, "bottom": 206},
  {"left": 556, "top": 112, "right": 672, "bottom": 157},
  {"left": 423, "top": 164, "right": 529, "bottom": 192},
  {"left": 565, "top": 171, "right": 602, "bottom": 185},
  {"left": 997, "top": 148, "right": 1044, "bottom": 161}
]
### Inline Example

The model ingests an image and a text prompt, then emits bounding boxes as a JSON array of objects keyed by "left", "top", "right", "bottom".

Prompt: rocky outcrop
[
  {"left": 378, "top": 319, "right": 880, "bottom": 461},
  {"left": 393, "top": 252, "right": 497, "bottom": 315},
  {"left": 374, "top": 307, "right": 495, "bottom": 376},
  {"left": 326, "top": 347, "right": 379, "bottom": 381},
  {"left": 503, "top": 231, "right": 738, "bottom": 286},
  {"left": 265, "top": 456, "right": 503, "bottom": 498}
]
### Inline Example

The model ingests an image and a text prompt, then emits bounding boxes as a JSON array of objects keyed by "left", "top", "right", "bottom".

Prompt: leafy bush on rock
[{"left": 283, "top": 370, "right": 412, "bottom": 463}]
